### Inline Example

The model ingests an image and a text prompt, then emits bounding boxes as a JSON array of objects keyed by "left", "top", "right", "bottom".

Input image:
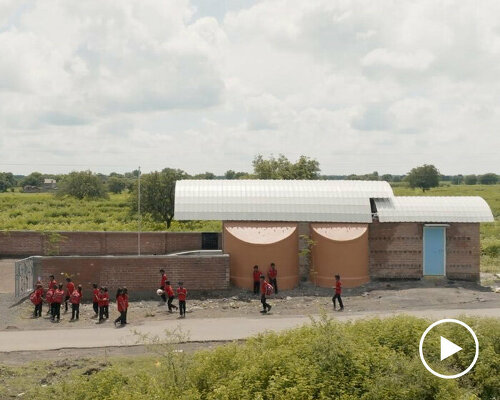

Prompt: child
[
  {"left": 70, "top": 285, "right": 82, "bottom": 321},
  {"left": 159, "top": 269, "right": 168, "bottom": 304},
  {"left": 268, "top": 262, "right": 278, "bottom": 294},
  {"left": 46, "top": 275, "right": 57, "bottom": 315},
  {"left": 177, "top": 282, "right": 187, "bottom": 318},
  {"left": 122, "top": 287, "right": 129, "bottom": 325},
  {"left": 259, "top": 275, "right": 272, "bottom": 314},
  {"left": 92, "top": 283, "right": 99, "bottom": 318},
  {"left": 165, "top": 281, "right": 178, "bottom": 313},
  {"left": 45, "top": 287, "right": 54, "bottom": 318},
  {"left": 65, "top": 277, "right": 75, "bottom": 313},
  {"left": 98, "top": 287, "right": 109, "bottom": 323},
  {"left": 252, "top": 265, "right": 261, "bottom": 295},
  {"left": 332, "top": 274, "right": 344, "bottom": 311},
  {"left": 103, "top": 287, "right": 110, "bottom": 319},
  {"left": 30, "top": 283, "right": 44, "bottom": 318},
  {"left": 114, "top": 288, "right": 126, "bottom": 327},
  {"left": 52, "top": 284, "right": 65, "bottom": 322}
]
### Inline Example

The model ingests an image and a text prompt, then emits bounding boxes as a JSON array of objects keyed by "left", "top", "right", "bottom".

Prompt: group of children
[
  {"left": 158, "top": 269, "right": 188, "bottom": 318},
  {"left": 30, "top": 275, "right": 129, "bottom": 326}
]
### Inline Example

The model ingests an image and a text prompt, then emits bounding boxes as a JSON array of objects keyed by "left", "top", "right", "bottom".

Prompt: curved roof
[
  {"left": 311, "top": 223, "right": 368, "bottom": 241},
  {"left": 175, "top": 180, "right": 393, "bottom": 223},
  {"left": 375, "top": 196, "right": 494, "bottom": 223},
  {"left": 224, "top": 222, "right": 296, "bottom": 244}
]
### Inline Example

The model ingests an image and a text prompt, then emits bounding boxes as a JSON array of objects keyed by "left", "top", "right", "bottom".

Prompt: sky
[{"left": 0, "top": 0, "right": 499, "bottom": 176}]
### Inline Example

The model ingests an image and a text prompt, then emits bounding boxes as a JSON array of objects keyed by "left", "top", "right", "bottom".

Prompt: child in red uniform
[
  {"left": 70, "top": 285, "right": 82, "bottom": 321},
  {"left": 177, "top": 282, "right": 187, "bottom": 318},
  {"left": 30, "top": 283, "right": 44, "bottom": 317},
  {"left": 252, "top": 265, "right": 261, "bottom": 294},
  {"left": 46, "top": 275, "right": 57, "bottom": 315},
  {"left": 165, "top": 281, "right": 178, "bottom": 313},
  {"left": 260, "top": 275, "right": 272, "bottom": 313},
  {"left": 159, "top": 269, "right": 168, "bottom": 304},
  {"left": 52, "top": 284, "right": 65, "bottom": 322},
  {"left": 65, "top": 277, "right": 75, "bottom": 313},
  {"left": 332, "top": 274, "right": 344, "bottom": 311},
  {"left": 98, "top": 287, "right": 110, "bottom": 323},
  {"left": 122, "top": 287, "right": 129, "bottom": 324},
  {"left": 114, "top": 288, "right": 126, "bottom": 327},
  {"left": 45, "top": 288, "right": 54, "bottom": 318},
  {"left": 92, "top": 283, "right": 99, "bottom": 318},
  {"left": 48, "top": 275, "right": 57, "bottom": 291},
  {"left": 268, "top": 263, "right": 278, "bottom": 294}
]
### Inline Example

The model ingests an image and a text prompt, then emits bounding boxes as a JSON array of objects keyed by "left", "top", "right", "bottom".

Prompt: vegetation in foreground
[{"left": 1, "top": 316, "right": 498, "bottom": 400}]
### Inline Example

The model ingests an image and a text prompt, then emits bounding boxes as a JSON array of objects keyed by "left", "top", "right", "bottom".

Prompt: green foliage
[
  {"left": 478, "top": 173, "right": 498, "bottom": 185},
  {"left": 130, "top": 168, "right": 189, "bottom": 228},
  {"left": 224, "top": 170, "right": 248, "bottom": 179},
  {"left": 253, "top": 154, "right": 320, "bottom": 179},
  {"left": 465, "top": 175, "right": 478, "bottom": 185},
  {"left": 58, "top": 171, "right": 108, "bottom": 199},
  {"left": 406, "top": 164, "right": 440, "bottom": 191},
  {"left": 0, "top": 172, "right": 16, "bottom": 192},
  {"left": 20, "top": 171, "right": 44, "bottom": 187},
  {"left": 33, "top": 316, "right": 499, "bottom": 400},
  {"left": 107, "top": 176, "right": 128, "bottom": 194}
]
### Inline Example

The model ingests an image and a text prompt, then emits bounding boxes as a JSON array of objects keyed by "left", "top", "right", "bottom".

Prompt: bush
[
  {"left": 465, "top": 175, "right": 477, "bottom": 185},
  {"left": 58, "top": 171, "right": 108, "bottom": 200}
]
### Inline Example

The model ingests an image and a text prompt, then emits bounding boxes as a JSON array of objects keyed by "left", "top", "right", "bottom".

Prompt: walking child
[
  {"left": 159, "top": 269, "right": 168, "bottom": 304},
  {"left": 70, "top": 285, "right": 82, "bottom": 321},
  {"left": 52, "top": 284, "right": 65, "bottom": 322},
  {"left": 165, "top": 281, "right": 178, "bottom": 313},
  {"left": 114, "top": 288, "right": 126, "bottom": 327},
  {"left": 92, "top": 283, "right": 99, "bottom": 318},
  {"left": 332, "top": 274, "right": 344, "bottom": 311},
  {"left": 65, "top": 277, "right": 75, "bottom": 313},
  {"left": 268, "top": 262, "right": 278, "bottom": 294},
  {"left": 30, "top": 283, "right": 43, "bottom": 318},
  {"left": 260, "top": 275, "right": 272, "bottom": 314},
  {"left": 98, "top": 287, "right": 109, "bottom": 323},
  {"left": 122, "top": 287, "right": 129, "bottom": 324},
  {"left": 177, "top": 282, "right": 187, "bottom": 318},
  {"left": 253, "top": 265, "right": 261, "bottom": 295},
  {"left": 46, "top": 275, "right": 57, "bottom": 315},
  {"left": 45, "top": 287, "right": 54, "bottom": 318}
]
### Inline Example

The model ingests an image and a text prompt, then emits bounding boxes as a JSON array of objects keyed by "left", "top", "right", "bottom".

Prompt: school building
[{"left": 174, "top": 180, "right": 494, "bottom": 289}]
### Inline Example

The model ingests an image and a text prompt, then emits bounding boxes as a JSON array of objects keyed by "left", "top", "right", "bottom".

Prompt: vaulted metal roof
[
  {"left": 175, "top": 180, "right": 393, "bottom": 222},
  {"left": 375, "top": 196, "right": 494, "bottom": 223}
]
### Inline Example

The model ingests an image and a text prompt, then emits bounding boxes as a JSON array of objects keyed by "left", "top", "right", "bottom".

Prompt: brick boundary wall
[
  {"left": 33, "top": 253, "right": 230, "bottom": 300},
  {"left": 369, "top": 222, "right": 480, "bottom": 281},
  {"left": 0, "top": 231, "right": 222, "bottom": 257}
]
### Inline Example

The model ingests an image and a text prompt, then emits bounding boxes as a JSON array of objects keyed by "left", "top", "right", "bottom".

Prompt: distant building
[
  {"left": 23, "top": 185, "right": 41, "bottom": 193},
  {"left": 43, "top": 179, "right": 57, "bottom": 191}
]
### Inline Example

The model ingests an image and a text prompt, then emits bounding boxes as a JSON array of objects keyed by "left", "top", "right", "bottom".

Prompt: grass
[
  {"left": 1, "top": 316, "right": 498, "bottom": 399},
  {"left": 393, "top": 184, "right": 500, "bottom": 273}
]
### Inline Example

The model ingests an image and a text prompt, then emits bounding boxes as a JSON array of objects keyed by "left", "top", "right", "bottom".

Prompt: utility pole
[{"left": 138, "top": 166, "right": 141, "bottom": 256}]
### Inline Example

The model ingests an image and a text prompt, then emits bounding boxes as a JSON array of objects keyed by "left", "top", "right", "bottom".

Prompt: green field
[
  {"left": 1, "top": 316, "right": 498, "bottom": 400},
  {"left": 0, "top": 185, "right": 498, "bottom": 271}
]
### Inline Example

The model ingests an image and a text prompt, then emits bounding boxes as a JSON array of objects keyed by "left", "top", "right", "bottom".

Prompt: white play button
[{"left": 440, "top": 336, "right": 462, "bottom": 361}]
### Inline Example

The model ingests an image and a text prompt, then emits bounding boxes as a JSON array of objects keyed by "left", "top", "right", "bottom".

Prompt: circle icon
[{"left": 419, "top": 318, "right": 479, "bottom": 379}]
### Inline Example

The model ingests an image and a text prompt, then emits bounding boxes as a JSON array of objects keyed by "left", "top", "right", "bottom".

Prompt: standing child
[
  {"left": 252, "top": 265, "right": 261, "bottom": 295},
  {"left": 45, "top": 287, "right": 54, "bottom": 318},
  {"left": 159, "top": 269, "right": 168, "bottom": 304},
  {"left": 165, "top": 281, "right": 178, "bottom": 313},
  {"left": 114, "top": 288, "right": 126, "bottom": 327},
  {"left": 70, "top": 285, "right": 82, "bottom": 321},
  {"left": 259, "top": 275, "right": 272, "bottom": 314},
  {"left": 46, "top": 275, "right": 57, "bottom": 315},
  {"left": 122, "top": 287, "right": 129, "bottom": 325},
  {"left": 332, "top": 274, "right": 344, "bottom": 311},
  {"left": 268, "top": 263, "right": 278, "bottom": 294},
  {"left": 92, "top": 283, "right": 99, "bottom": 318},
  {"left": 97, "top": 287, "right": 107, "bottom": 323},
  {"left": 65, "top": 277, "right": 75, "bottom": 313},
  {"left": 177, "top": 282, "right": 187, "bottom": 318},
  {"left": 52, "top": 284, "right": 65, "bottom": 322},
  {"left": 30, "top": 283, "right": 44, "bottom": 318}
]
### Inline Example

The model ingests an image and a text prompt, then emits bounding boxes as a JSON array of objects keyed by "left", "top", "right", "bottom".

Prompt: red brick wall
[
  {"left": 369, "top": 222, "right": 480, "bottom": 281},
  {"left": 0, "top": 231, "right": 221, "bottom": 257},
  {"left": 38, "top": 254, "right": 230, "bottom": 300}
]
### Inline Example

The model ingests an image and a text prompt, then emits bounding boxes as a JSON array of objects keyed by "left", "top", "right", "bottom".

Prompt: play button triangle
[{"left": 440, "top": 336, "right": 462, "bottom": 361}]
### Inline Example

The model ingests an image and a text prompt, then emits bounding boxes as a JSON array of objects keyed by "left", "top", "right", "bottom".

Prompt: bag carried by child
[
  {"left": 265, "top": 282, "right": 274, "bottom": 296},
  {"left": 29, "top": 291, "right": 38, "bottom": 304}
]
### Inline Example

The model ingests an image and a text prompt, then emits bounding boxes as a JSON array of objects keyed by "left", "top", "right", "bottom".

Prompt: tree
[
  {"left": 381, "top": 174, "right": 393, "bottom": 182},
  {"left": 451, "top": 175, "right": 464, "bottom": 185},
  {"left": 131, "top": 168, "right": 189, "bottom": 229},
  {"left": 224, "top": 170, "right": 247, "bottom": 180},
  {"left": 0, "top": 172, "right": 16, "bottom": 192},
  {"left": 478, "top": 173, "right": 498, "bottom": 185},
  {"left": 21, "top": 172, "right": 44, "bottom": 187},
  {"left": 252, "top": 154, "right": 320, "bottom": 179},
  {"left": 193, "top": 172, "right": 216, "bottom": 180},
  {"left": 107, "top": 176, "right": 127, "bottom": 194},
  {"left": 464, "top": 175, "right": 477, "bottom": 185},
  {"left": 58, "top": 171, "right": 108, "bottom": 199},
  {"left": 406, "top": 164, "right": 440, "bottom": 192}
]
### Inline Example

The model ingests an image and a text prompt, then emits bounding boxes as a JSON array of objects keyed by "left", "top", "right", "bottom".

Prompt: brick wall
[
  {"left": 37, "top": 254, "right": 230, "bottom": 300},
  {"left": 0, "top": 231, "right": 221, "bottom": 257},
  {"left": 369, "top": 222, "right": 480, "bottom": 281}
]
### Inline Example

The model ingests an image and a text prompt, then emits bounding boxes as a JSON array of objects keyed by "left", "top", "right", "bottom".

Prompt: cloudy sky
[{"left": 0, "top": 0, "right": 498, "bottom": 176}]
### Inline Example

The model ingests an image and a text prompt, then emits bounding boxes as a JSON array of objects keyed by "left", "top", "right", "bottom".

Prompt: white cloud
[{"left": 0, "top": 0, "right": 499, "bottom": 175}]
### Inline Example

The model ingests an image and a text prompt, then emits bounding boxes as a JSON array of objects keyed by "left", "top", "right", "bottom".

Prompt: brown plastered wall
[
  {"left": 223, "top": 222, "right": 299, "bottom": 290},
  {"left": 369, "top": 222, "right": 480, "bottom": 281},
  {"left": 297, "top": 222, "right": 311, "bottom": 281},
  {"left": 310, "top": 224, "right": 369, "bottom": 288},
  {"left": 0, "top": 231, "right": 221, "bottom": 257},
  {"left": 446, "top": 223, "right": 480, "bottom": 281},
  {"left": 38, "top": 254, "right": 230, "bottom": 300}
]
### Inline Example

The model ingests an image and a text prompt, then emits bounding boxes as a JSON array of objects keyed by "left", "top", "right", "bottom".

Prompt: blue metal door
[{"left": 424, "top": 227, "right": 445, "bottom": 275}]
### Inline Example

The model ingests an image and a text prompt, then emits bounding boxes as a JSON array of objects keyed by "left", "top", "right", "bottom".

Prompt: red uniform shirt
[
  {"left": 123, "top": 294, "right": 129, "bottom": 309},
  {"left": 177, "top": 287, "right": 187, "bottom": 301},
  {"left": 117, "top": 294, "right": 127, "bottom": 312},
  {"left": 253, "top": 270, "right": 261, "bottom": 282},
  {"left": 45, "top": 289, "right": 54, "bottom": 304},
  {"left": 98, "top": 292, "right": 109, "bottom": 307},
  {"left": 49, "top": 279, "right": 58, "bottom": 291},
  {"left": 93, "top": 289, "right": 100, "bottom": 303},
  {"left": 66, "top": 282, "right": 75, "bottom": 297},
  {"left": 160, "top": 274, "right": 167, "bottom": 289},
  {"left": 70, "top": 290, "right": 81, "bottom": 304},
  {"left": 268, "top": 268, "right": 277, "bottom": 279},
  {"left": 53, "top": 289, "right": 65, "bottom": 304},
  {"left": 335, "top": 280, "right": 342, "bottom": 295},
  {"left": 165, "top": 285, "right": 174, "bottom": 297},
  {"left": 260, "top": 280, "right": 268, "bottom": 295},
  {"left": 32, "top": 288, "right": 43, "bottom": 305}
]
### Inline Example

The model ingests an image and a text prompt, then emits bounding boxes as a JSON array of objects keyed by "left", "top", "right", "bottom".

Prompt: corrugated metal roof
[
  {"left": 375, "top": 196, "right": 494, "bottom": 223},
  {"left": 175, "top": 180, "right": 393, "bottom": 222}
]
